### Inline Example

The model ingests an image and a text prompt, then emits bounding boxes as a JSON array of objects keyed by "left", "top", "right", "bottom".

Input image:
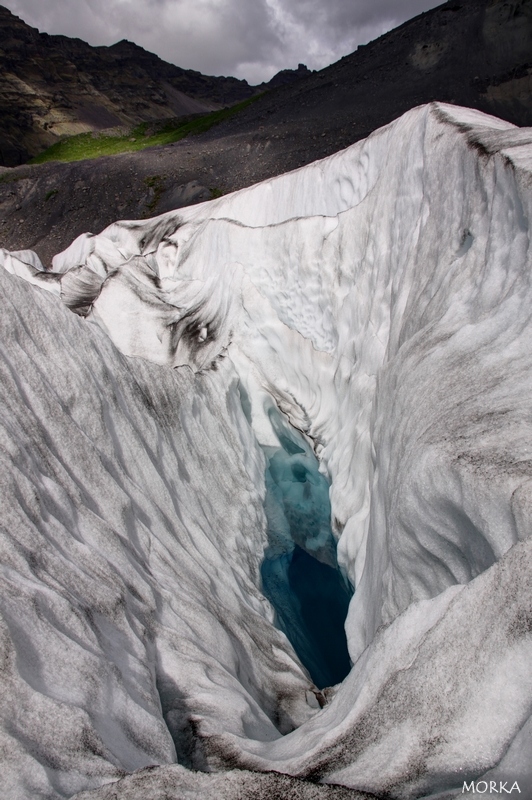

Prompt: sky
[{"left": 4, "top": 0, "right": 444, "bottom": 84}]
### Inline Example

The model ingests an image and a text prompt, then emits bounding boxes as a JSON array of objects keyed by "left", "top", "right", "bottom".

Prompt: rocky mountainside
[
  {"left": 0, "top": 5, "right": 310, "bottom": 166},
  {"left": 216, "top": 0, "right": 532, "bottom": 165},
  {"left": 0, "top": 5, "right": 258, "bottom": 166},
  {"left": 1, "top": 0, "right": 531, "bottom": 264}
]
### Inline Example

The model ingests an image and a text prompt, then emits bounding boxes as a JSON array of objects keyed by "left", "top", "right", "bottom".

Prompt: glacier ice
[{"left": 1, "top": 102, "right": 532, "bottom": 798}]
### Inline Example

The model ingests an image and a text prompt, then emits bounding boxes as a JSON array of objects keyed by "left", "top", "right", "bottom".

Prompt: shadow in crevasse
[{"left": 259, "top": 406, "right": 353, "bottom": 690}]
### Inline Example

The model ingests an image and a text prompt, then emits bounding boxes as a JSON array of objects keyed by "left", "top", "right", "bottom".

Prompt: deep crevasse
[
  {"left": 257, "top": 401, "right": 352, "bottom": 690},
  {"left": 1, "top": 103, "right": 532, "bottom": 798}
]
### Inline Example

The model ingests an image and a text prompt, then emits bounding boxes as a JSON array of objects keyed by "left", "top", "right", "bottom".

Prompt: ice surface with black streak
[{"left": 1, "top": 102, "right": 532, "bottom": 799}]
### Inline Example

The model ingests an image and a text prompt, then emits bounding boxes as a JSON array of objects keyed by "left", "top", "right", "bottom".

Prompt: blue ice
[{"left": 259, "top": 405, "right": 352, "bottom": 689}]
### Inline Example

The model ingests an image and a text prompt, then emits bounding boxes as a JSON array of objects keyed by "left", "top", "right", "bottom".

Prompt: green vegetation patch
[{"left": 29, "top": 94, "right": 265, "bottom": 165}]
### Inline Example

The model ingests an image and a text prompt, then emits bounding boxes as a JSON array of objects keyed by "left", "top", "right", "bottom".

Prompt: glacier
[{"left": 1, "top": 102, "right": 532, "bottom": 799}]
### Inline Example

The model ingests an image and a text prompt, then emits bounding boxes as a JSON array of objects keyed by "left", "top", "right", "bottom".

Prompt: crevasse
[{"left": 257, "top": 402, "right": 352, "bottom": 689}]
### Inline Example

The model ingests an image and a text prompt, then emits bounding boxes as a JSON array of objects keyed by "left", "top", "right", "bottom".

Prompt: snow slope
[{"left": 1, "top": 102, "right": 532, "bottom": 799}]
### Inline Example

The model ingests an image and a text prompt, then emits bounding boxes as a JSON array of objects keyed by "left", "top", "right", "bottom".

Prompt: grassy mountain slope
[{"left": 0, "top": 4, "right": 256, "bottom": 166}]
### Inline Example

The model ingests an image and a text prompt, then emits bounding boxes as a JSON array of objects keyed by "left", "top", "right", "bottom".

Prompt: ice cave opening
[{"left": 258, "top": 405, "right": 353, "bottom": 689}]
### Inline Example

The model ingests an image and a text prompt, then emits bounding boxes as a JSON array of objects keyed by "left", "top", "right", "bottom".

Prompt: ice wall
[
  {"left": 2, "top": 103, "right": 532, "bottom": 798},
  {"left": 0, "top": 267, "right": 318, "bottom": 799}
]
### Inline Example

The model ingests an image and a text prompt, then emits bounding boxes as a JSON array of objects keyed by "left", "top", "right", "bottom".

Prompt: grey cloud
[
  {"left": 284, "top": 0, "right": 443, "bottom": 31},
  {"left": 4, "top": 0, "right": 444, "bottom": 83}
]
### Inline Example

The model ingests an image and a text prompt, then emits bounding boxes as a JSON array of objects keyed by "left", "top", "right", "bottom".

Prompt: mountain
[
  {"left": 0, "top": 5, "right": 314, "bottom": 168},
  {"left": 0, "top": 5, "right": 248, "bottom": 166},
  {"left": 1, "top": 102, "right": 532, "bottom": 799},
  {"left": 0, "top": 0, "right": 531, "bottom": 264}
]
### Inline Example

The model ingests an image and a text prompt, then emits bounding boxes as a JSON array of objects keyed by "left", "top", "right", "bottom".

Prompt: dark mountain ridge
[
  {"left": 0, "top": 5, "right": 241, "bottom": 164},
  {"left": 1, "top": 0, "right": 531, "bottom": 265},
  {"left": 0, "top": 5, "right": 310, "bottom": 166}
]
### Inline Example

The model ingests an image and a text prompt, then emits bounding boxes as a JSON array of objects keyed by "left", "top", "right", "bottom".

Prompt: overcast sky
[{"left": 4, "top": 0, "right": 443, "bottom": 84}]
